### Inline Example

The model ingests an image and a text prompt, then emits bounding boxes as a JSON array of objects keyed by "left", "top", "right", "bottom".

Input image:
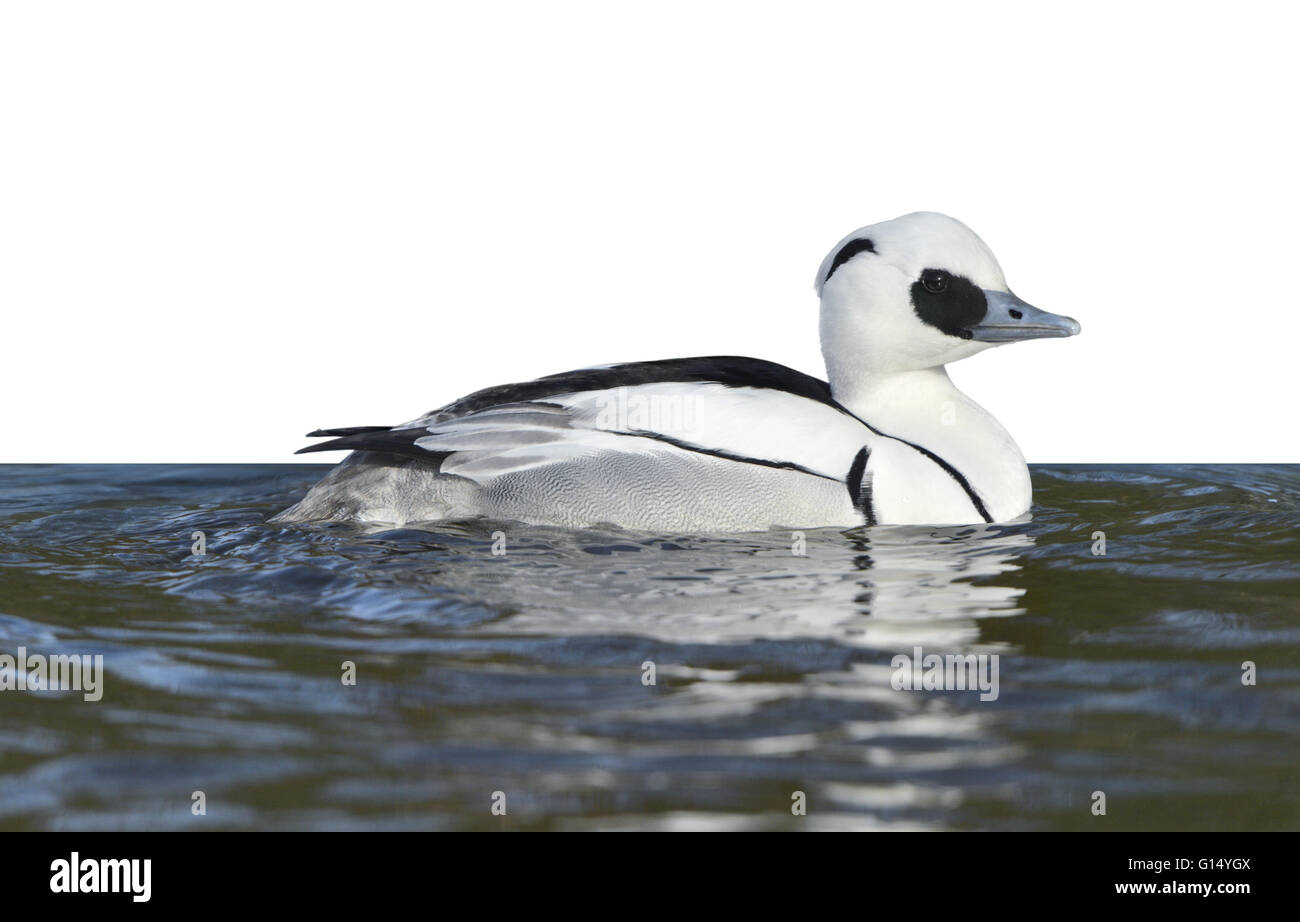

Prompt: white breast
[{"left": 837, "top": 367, "right": 1032, "bottom": 523}]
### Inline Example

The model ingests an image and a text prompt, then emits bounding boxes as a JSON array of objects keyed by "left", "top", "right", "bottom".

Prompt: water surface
[{"left": 0, "top": 463, "right": 1297, "bottom": 830}]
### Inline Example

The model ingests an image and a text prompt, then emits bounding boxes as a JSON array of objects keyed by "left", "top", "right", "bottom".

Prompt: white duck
[{"left": 273, "top": 212, "right": 1080, "bottom": 531}]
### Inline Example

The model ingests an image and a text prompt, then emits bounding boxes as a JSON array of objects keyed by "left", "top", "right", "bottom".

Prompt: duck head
[{"left": 815, "top": 212, "right": 1080, "bottom": 384}]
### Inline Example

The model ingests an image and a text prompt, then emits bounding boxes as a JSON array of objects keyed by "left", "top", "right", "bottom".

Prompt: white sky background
[{"left": 1, "top": 1, "right": 1295, "bottom": 463}]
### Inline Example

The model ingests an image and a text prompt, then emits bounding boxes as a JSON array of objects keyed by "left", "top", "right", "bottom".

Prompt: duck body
[
  {"left": 273, "top": 356, "right": 1017, "bottom": 530},
  {"left": 273, "top": 213, "right": 1079, "bottom": 531}
]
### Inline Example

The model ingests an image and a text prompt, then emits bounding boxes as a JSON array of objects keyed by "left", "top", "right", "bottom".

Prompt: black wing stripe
[
  {"left": 620, "top": 429, "right": 840, "bottom": 481},
  {"left": 294, "top": 421, "right": 838, "bottom": 482}
]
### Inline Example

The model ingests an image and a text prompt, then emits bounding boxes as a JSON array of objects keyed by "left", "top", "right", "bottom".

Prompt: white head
[{"left": 815, "top": 212, "right": 1079, "bottom": 389}]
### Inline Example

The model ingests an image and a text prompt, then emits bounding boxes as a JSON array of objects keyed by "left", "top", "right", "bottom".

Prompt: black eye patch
[
  {"left": 910, "top": 269, "right": 987, "bottom": 339},
  {"left": 823, "top": 237, "right": 876, "bottom": 285}
]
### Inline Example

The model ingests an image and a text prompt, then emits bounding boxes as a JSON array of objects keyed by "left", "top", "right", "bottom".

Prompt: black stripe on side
[
  {"left": 845, "top": 446, "right": 877, "bottom": 525},
  {"left": 622, "top": 429, "right": 840, "bottom": 482},
  {"left": 828, "top": 410, "right": 992, "bottom": 524},
  {"left": 890, "top": 437, "right": 992, "bottom": 523}
]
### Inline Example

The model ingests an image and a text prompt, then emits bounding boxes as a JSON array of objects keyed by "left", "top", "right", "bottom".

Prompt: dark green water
[{"left": 0, "top": 463, "right": 1296, "bottom": 831}]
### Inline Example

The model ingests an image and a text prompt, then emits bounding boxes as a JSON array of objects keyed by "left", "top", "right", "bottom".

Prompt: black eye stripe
[
  {"left": 910, "top": 269, "right": 987, "bottom": 339},
  {"left": 823, "top": 238, "right": 876, "bottom": 285}
]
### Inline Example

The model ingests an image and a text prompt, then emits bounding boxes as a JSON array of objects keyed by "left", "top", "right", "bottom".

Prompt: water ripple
[{"left": 0, "top": 463, "right": 1296, "bottom": 830}]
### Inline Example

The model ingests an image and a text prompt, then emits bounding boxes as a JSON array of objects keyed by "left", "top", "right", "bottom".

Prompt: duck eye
[{"left": 921, "top": 270, "right": 949, "bottom": 294}]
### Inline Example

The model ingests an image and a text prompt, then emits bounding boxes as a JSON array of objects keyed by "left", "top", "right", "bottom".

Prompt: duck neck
[
  {"left": 831, "top": 365, "right": 954, "bottom": 426},
  {"left": 830, "top": 365, "right": 1019, "bottom": 467}
]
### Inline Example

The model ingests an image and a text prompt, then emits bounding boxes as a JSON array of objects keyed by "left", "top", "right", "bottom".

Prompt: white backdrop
[{"left": 2, "top": 1, "right": 1296, "bottom": 463}]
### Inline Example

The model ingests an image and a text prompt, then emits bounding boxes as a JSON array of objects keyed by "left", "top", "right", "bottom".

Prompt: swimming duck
[{"left": 272, "top": 212, "right": 1080, "bottom": 531}]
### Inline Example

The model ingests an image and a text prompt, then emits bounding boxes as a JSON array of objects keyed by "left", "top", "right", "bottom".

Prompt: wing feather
[{"left": 295, "top": 358, "right": 872, "bottom": 489}]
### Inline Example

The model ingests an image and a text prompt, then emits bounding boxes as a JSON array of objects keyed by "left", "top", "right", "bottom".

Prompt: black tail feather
[{"left": 295, "top": 426, "right": 449, "bottom": 464}]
